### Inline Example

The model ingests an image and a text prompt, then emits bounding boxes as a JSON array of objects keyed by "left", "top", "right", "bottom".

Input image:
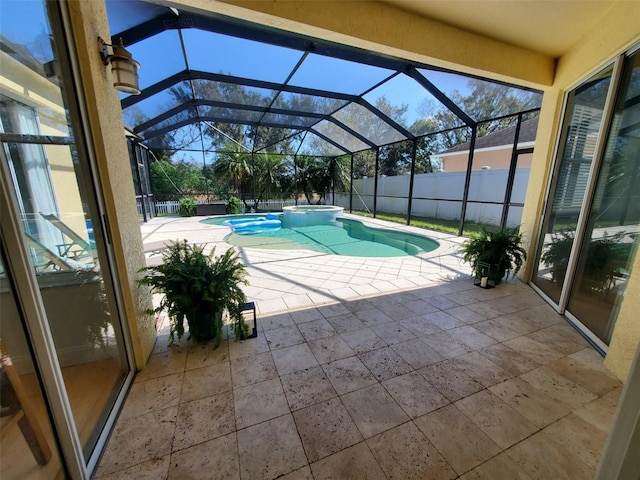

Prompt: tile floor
[{"left": 94, "top": 216, "right": 622, "bottom": 479}]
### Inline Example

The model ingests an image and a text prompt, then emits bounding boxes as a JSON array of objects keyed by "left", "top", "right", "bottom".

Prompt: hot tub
[{"left": 282, "top": 205, "right": 344, "bottom": 227}]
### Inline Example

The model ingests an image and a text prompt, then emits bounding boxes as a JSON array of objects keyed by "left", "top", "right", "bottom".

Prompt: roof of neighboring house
[{"left": 441, "top": 116, "right": 539, "bottom": 155}]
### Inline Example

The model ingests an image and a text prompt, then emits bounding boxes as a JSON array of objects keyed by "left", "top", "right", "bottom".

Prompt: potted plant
[
  {"left": 459, "top": 226, "right": 527, "bottom": 285},
  {"left": 138, "top": 240, "right": 249, "bottom": 346}
]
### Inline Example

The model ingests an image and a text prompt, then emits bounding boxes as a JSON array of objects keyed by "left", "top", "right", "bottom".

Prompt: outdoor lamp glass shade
[{"left": 108, "top": 40, "right": 140, "bottom": 95}]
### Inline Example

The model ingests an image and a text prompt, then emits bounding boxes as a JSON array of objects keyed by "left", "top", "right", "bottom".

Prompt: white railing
[
  {"left": 154, "top": 201, "right": 182, "bottom": 215},
  {"left": 151, "top": 198, "right": 303, "bottom": 215}
]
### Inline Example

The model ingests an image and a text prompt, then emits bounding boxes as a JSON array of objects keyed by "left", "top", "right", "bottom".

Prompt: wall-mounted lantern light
[{"left": 99, "top": 37, "right": 140, "bottom": 95}]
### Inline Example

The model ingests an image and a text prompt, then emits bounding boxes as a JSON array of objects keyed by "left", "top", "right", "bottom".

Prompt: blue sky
[
  {"left": 1, "top": 1, "right": 498, "bottom": 130},
  {"left": 123, "top": 26, "right": 475, "bottom": 127},
  {"left": 1, "top": 1, "right": 53, "bottom": 63}
]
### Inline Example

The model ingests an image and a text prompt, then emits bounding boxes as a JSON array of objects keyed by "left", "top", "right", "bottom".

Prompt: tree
[
  {"left": 353, "top": 150, "right": 376, "bottom": 179},
  {"left": 378, "top": 141, "right": 412, "bottom": 176},
  {"left": 149, "top": 159, "right": 210, "bottom": 201},
  {"left": 253, "top": 153, "right": 289, "bottom": 204},
  {"left": 295, "top": 155, "right": 337, "bottom": 204},
  {"left": 212, "top": 142, "right": 253, "bottom": 204},
  {"left": 150, "top": 160, "right": 183, "bottom": 201},
  {"left": 418, "top": 79, "right": 540, "bottom": 149}
]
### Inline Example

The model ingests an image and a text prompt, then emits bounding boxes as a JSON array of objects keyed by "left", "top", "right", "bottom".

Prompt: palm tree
[
  {"left": 295, "top": 155, "right": 336, "bottom": 204},
  {"left": 212, "top": 141, "right": 253, "bottom": 203},
  {"left": 254, "top": 153, "right": 287, "bottom": 206}
]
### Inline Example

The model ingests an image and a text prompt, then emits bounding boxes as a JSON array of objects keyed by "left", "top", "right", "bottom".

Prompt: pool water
[{"left": 203, "top": 216, "right": 439, "bottom": 257}]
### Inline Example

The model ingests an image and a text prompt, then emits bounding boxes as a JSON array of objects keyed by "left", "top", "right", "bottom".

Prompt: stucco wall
[
  {"left": 66, "top": 0, "right": 155, "bottom": 369},
  {"left": 607, "top": 250, "right": 640, "bottom": 381},
  {"left": 442, "top": 149, "right": 533, "bottom": 172}
]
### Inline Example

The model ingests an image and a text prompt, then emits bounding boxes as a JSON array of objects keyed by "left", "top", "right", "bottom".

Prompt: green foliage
[
  {"left": 149, "top": 79, "right": 539, "bottom": 207},
  {"left": 227, "top": 196, "right": 243, "bottom": 214},
  {"left": 416, "top": 80, "right": 540, "bottom": 150},
  {"left": 295, "top": 155, "right": 337, "bottom": 204},
  {"left": 212, "top": 142, "right": 253, "bottom": 195},
  {"left": 150, "top": 159, "right": 213, "bottom": 201},
  {"left": 137, "top": 240, "right": 249, "bottom": 346},
  {"left": 179, "top": 197, "right": 196, "bottom": 217},
  {"left": 459, "top": 226, "right": 527, "bottom": 283}
]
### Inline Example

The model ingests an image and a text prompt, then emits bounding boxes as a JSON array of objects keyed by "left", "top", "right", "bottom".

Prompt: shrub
[
  {"left": 227, "top": 196, "right": 242, "bottom": 214},
  {"left": 179, "top": 197, "right": 196, "bottom": 217}
]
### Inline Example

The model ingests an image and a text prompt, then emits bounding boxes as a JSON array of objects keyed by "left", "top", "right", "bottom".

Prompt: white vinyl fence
[
  {"left": 334, "top": 168, "right": 531, "bottom": 227},
  {"left": 147, "top": 169, "right": 530, "bottom": 227}
]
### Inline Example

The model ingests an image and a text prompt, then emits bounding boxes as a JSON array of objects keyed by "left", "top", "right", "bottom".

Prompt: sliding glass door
[
  {"left": 0, "top": 0, "right": 132, "bottom": 477},
  {"left": 0, "top": 244, "right": 65, "bottom": 479},
  {"left": 565, "top": 50, "right": 640, "bottom": 343},
  {"left": 532, "top": 46, "right": 640, "bottom": 348}
]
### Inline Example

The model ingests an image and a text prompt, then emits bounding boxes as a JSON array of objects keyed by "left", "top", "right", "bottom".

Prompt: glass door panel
[
  {"left": 0, "top": 0, "right": 130, "bottom": 464},
  {"left": 0, "top": 246, "right": 65, "bottom": 479},
  {"left": 532, "top": 68, "right": 613, "bottom": 303},
  {"left": 2, "top": 145, "right": 129, "bottom": 462},
  {"left": 566, "top": 50, "right": 640, "bottom": 343}
]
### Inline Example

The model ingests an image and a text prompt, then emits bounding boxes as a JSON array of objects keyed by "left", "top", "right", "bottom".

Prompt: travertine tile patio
[{"left": 94, "top": 215, "right": 622, "bottom": 479}]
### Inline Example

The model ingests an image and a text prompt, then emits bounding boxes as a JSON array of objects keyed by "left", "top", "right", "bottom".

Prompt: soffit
[{"left": 385, "top": 0, "right": 617, "bottom": 58}]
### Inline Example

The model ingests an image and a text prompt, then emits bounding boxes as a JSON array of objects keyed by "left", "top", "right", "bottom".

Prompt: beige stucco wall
[
  {"left": 607, "top": 250, "right": 640, "bottom": 382},
  {"left": 66, "top": 0, "right": 155, "bottom": 369},
  {"left": 441, "top": 148, "right": 533, "bottom": 172},
  {"left": 518, "top": 88, "right": 565, "bottom": 277}
]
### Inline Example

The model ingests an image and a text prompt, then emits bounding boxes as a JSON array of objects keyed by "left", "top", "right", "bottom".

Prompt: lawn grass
[{"left": 349, "top": 210, "right": 489, "bottom": 236}]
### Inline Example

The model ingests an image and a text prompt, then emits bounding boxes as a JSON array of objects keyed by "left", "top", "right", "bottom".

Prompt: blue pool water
[{"left": 203, "top": 215, "right": 439, "bottom": 257}]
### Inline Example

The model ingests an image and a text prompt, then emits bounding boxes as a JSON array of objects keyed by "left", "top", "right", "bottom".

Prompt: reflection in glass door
[
  {"left": 0, "top": 0, "right": 131, "bottom": 473},
  {"left": 532, "top": 68, "right": 613, "bottom": 304},
  {"left": 533, "top": 47, "right": 640, "bottom": 347},
  {"left": 566, "top": 50, "right": 640, "bottom": 343},
  {"left": 0, "top": 246, "right": 65, "bottom": 479}
]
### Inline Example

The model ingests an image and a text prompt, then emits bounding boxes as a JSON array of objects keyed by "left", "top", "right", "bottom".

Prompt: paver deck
[{"left": 95, "top": 215, "right": 621, "bottom": 479}]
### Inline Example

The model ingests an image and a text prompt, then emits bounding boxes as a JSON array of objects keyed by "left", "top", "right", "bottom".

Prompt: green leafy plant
[
  {"left": 137, "top": 240, "right": 249, "bottom": 346},
  {"left": 178, "top": 197, "right": 196, "bottom": 217},
  {"left": 459, "top": 226, "right": 527, "bottom": 284},
  {"left": 227, "top": 196, "right": 243, "bottom": 214}
]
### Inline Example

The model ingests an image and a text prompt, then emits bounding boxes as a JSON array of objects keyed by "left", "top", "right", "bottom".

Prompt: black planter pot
[{"left": 188, "top": 304, "right": 222, "bottom": 342}]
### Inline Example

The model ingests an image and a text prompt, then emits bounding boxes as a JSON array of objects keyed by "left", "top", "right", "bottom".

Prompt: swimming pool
[{"left": 203, "top": 215, "right": 439, "bottom": 257}]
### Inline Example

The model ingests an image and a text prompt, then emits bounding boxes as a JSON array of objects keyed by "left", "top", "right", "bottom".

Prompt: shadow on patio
[{"left": 95, "top": 277, "right": 620, "bottom": 479}]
